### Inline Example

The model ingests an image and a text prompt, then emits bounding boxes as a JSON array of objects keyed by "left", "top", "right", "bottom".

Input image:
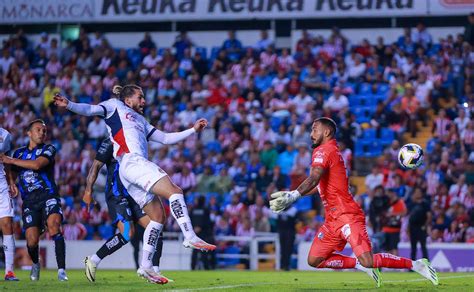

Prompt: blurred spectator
[
  {"left": 63, "top": 215, "right": 87, "bottom": 240},
  {"left": 365, "top": 165, "right": 384, "bottom": 191},
  {"left": 174, "top": 31, "right": 193, "bottom": 60},
  {"left": 255, "top": 30, "right": 273, "bottom": 51},
  {"left": 407, "top": 187, "right": 431, "bottom": 260},
  {"left": 382, "top": 188, "right": 407, "bottom": 255},
  {"left": 138, "top": 32, "right": 156, "bottom": 56},
  {"left": 190, "top": 196, "right": 215, "bottom": 270},
  {"left": 222, "top": 30, "right": 243, "bottom": 58},
  {"left": 277, "top": 206, "right": 297, "bottom": 271}
]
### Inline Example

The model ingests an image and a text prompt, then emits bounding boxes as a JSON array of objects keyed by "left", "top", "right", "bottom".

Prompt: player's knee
[
  {"left": 26, "top": 234, "right": 39, "bottom": 247},
  {"left": 307, "top": 257, "right": 324, "bottom": 268}
]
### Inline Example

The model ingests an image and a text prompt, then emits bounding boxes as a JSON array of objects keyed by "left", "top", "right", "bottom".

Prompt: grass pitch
[{"left": 2, "top": 270, "right": 473, "bottom": 291}]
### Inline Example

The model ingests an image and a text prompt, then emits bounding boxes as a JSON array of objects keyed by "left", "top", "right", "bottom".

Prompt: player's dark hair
[
  {"left": 315, "top": 117, "right": 337, "bottom": 137},
  {"left": 27, "top": 119, "right": 46, "bottom": 131},
  {"left": 112, "top": 84, "right": 141, "bottom": 101}
]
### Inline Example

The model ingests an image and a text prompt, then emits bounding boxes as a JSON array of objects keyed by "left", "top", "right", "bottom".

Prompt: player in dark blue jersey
[
  {"left": 83, "top": 138, "right": 169, "bottom": 284},
  {"left": 0, "top": 119, "right": 67, "bottom": 282}
]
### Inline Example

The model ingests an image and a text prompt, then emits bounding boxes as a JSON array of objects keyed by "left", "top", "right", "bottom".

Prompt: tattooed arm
[
  {"left": 270, "top": 166, "right": 325, "bottom": 213},
  {"left": 296, "top": 166, "right": 325, "bottom": 196}
]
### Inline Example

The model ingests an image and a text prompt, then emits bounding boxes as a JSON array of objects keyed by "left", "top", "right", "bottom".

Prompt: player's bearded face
[
  {"left": 311, "top": 122, "right": 323, "bottom": 149},
  {"left": 127, "top": 89, "right": 146, "bottom": 114}
]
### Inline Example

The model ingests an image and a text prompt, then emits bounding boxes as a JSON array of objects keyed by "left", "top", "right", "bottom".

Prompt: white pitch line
[
  {"left": 384, "top": 274, "right": 474, "bottom": 283},
  {"left": 165, "top": 274, "right": 474, "bottom": 291},
  {"left": 164, "top": 283, "right": 272, "bottom": 292}
]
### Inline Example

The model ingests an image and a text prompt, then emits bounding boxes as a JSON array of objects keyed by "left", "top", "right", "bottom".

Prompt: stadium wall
[{"left": 14, "top": 240, "right": 474, "bottom": 271}]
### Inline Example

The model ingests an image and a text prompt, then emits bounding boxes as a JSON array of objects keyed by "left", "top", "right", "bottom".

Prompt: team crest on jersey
[
  {"left": 36, "top": 149, "right": 42, "bottom": 155},
  {"left": 317, "top": 231, "right": 324, "bottom": 240},
  {"left": 26, "top": 153, "right": 32, "bottom": 159},
  {"left": 26, "top": 215, "right": 32, "bottom": 223}
]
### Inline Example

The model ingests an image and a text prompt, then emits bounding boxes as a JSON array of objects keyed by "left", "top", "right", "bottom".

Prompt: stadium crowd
[{"left": 0, "top": 22, "right": 473, "bottom": 265}]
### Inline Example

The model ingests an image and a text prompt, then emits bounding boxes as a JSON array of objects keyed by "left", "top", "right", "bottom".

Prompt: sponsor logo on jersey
[{"left": 46, "top": 198, "right": 57, "bottom": 207}]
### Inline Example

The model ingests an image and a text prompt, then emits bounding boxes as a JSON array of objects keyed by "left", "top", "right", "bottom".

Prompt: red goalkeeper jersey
[{"left": 311, "top": 139, "right": 364, "bottom": 222}]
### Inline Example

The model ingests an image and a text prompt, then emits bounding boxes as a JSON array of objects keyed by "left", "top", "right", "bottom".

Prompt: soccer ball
[{"left": 398, "top": 143, "right": 424, "bottom": 169}]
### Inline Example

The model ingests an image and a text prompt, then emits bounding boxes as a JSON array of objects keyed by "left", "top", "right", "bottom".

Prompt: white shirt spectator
[
  {"left": 87, "top": 118, "right": 108, "bottom": 139},
  {"left": 292, "top": 93, "right": 314, "bottom": 115},
  {"left": 143, "top": 53, "right": 163, "bottom": 69},
  {"left": 0, "top": 55, "right": 15, "bottom": 75},
  {"left": 415, "top": 79, "right": 433, "bottom": 108},
  {"left": 325, "top": 93, "right": 349, "bottom": 112},
  {"left": 348, "top": 62, "right": 366, "bottom": 79},
  {"left": 365, "top": 172, "right": 384, "bottom": 191}
]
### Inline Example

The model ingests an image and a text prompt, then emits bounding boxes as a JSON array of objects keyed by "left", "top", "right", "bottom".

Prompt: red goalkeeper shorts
[{"left": 309, "top": 214, "right": 372, "bottom": 259}]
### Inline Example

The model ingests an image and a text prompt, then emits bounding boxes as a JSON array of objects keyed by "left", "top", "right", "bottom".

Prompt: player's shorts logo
[
  {"left": 46, "top": 198, "right": 57, "bottom": 207},
  {"left": 341, "top": 224, "right": 352, "bottom": 240},
  {"left": 317, "top": 231, "right": 324, "bottom": 240}
]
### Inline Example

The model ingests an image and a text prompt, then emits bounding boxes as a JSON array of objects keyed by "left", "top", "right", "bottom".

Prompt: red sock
[
  {"left": 373, "top": 253, "right": 413, "bottom": 269},
  {"left": 317, "top": 253, "right": 357, "bottom": 269}
]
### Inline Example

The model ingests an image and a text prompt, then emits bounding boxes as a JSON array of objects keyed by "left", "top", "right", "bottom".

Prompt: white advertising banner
[{"left": 0, "top": 0, "right": 472, "bottom": 24}]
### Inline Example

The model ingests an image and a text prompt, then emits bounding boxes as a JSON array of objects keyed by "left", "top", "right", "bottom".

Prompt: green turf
[{"left": 2, "top": 270, "right": 473, "bottom": 291}]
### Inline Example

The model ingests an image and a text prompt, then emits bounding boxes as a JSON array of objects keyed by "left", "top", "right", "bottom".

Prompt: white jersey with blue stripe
[
  {"left": 0, "top": 128, "right": 12, "bottom": 191},
  {"left": 99, "top": 98, "right": 155, "bottom": 161}
]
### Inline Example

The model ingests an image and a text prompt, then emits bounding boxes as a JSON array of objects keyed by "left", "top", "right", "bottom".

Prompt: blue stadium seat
[
  {"left": 358, "top": 83, "right": 372, "bottom": 94},
  {"left": 377, "top": 83, "right": 390, "bottom": 94},
  {"left": 206, "top": 141, "right": 222, "bottom": 153},
  {"left": 295, "top": 196, "right": 312, "bottom": 212},
  {"left": 363, "top": 128, "right": 376, "bottom": 139},
  {"left": 195, "top": 47, "right": 208, "bottom": 59},
  {"left": 157, "top": 47, "right": 167, "bottom": 56},
  {"left": 353, "top": 106, "right": 373, "bottom": 123},
  {"left": 270, "top": 116, "right": 283, "bottom": 132},
  {"left": 380, "top": 128, "right": 395, "bottom": 145},
  {"left": 210, "top": 47, "right": 221, "bottom": 61}
]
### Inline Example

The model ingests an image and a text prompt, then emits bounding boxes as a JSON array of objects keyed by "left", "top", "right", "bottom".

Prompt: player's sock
[
  {"left": 169, "top": 193, "right": 196, "bottom": 240},
  {"left": 27, "top": 245, "right": 39, "bottom": 264},
  {"left": 52, "top": 233, "right": 66, "bottom": 270},
  {"left": 316, "top": 253, "right": 357, "bottom": 269},
  {"left": 152, "top": 235, "right": 163, "bottom": 272},
  {"left": 141, "top": 220, "right": 163, "bottom": 269},
  {"left": 373, "top": 253, "right": 413, "bottom": 269},
  {"left": 3, "top": 235, "right": 15, "bottom": 273},
  {"left": 94, "top": 233, "right": 129, "bottom": 265}
]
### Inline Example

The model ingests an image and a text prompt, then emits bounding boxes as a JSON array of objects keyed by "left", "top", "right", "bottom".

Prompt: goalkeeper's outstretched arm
[
  {"left": 269, "top": 166, "right": 324, "bottom": 213},
  {"left": 54, "top": 93, "right": 105, "bottom": 117}
]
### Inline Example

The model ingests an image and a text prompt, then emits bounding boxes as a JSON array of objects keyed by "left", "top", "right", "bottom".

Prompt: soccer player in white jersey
[
  {"left": 53, "top": 85, "right": 216, "bottom": 283},
  {"left": 0, "top": 127, "right": 19, "bottom": 281}
]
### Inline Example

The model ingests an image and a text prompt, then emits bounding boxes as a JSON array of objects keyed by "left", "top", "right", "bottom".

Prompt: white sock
[
  {"left": 355, "top": 259, "right": 370, "bottom": 273},
  {"left": 91, "top": 254, "right": 101, "bottom": 266},
  {"left": 141, "top": 221, "right": 163, "bottom": 269},
  {"left": 169, "top": 193, "right": 196, "bottom": 240},
  {"left": 153, "top": 266, "right": 160, "bottom": 273},
  {"left": 3, "top": 235, "right": 15, "bottom": 273},
  {"left": 58, "top": 268, "right": 65, "bottom": 273}
]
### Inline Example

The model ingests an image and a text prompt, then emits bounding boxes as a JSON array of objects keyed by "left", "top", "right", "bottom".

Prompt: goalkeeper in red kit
[{"left": 270, "top": 118, "right": 438, "bottom": 287}]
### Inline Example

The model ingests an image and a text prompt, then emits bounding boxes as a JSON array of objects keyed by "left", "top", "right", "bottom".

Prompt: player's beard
[{"left": 311, "top": 136, "right": 323, "bottom": 149}]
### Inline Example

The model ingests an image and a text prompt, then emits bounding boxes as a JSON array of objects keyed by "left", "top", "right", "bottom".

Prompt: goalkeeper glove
[{"left": 269, "top": 190, "right": 301, "bottom": 213}]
